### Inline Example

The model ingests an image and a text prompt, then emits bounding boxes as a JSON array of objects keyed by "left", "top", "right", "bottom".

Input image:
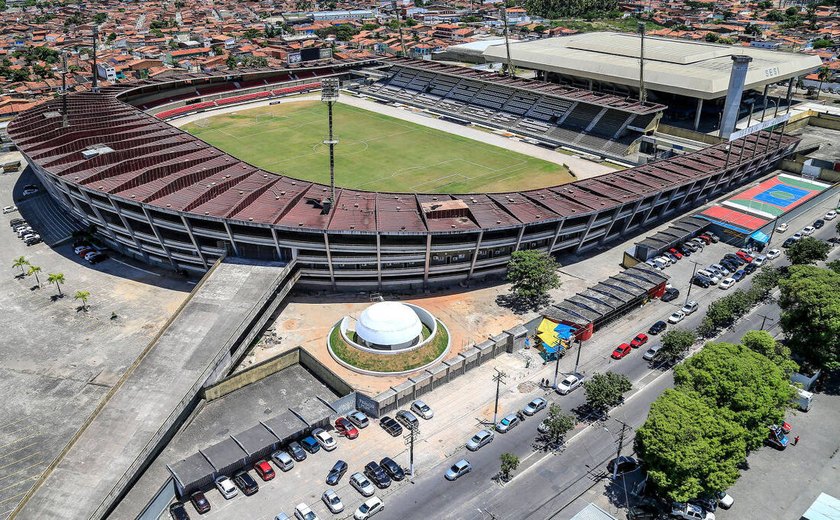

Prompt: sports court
[{"left": 721, "top": 174, "right": 831, "bottom": 219}]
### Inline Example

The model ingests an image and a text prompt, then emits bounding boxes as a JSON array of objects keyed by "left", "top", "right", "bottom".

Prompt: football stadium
[{"left": 7, "top": 56, "right": 801, "bottom": 290}]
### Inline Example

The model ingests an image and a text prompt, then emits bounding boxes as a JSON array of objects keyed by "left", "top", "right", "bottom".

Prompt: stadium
[{"left": 7, "top": 56, "right": 800, "bottom": 291}]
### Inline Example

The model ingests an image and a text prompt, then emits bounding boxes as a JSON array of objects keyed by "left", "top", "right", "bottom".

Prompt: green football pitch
[{"left": 182, "top": 101, "right": 573, "bottom": 193}]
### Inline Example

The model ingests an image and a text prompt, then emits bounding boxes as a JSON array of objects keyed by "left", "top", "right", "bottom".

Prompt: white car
[
  {"left": 2, "top": 205, "right": 16, "bottom": 214},
  {"left": 215, "top": 475, "right": 238, "bottom": 499},
  {"left": 719, "top": 278, "right": 736, "bottom": 290},
  {"left": 411, "top": 400, "right": 434, "bottom": 420},
  {"left": 681, "top": 300, "right": 699, "bottom": 315},
  {"left": 322, "top": 489, "right": 344, "bottom": 514},
  {"left": 312, "top": 428, "right": 337, "bottom": 451},
  {"left": 556, "top": 373, "right": 584, "bottom": 395},
  {"left": 668, "top": 311, "right": 686, "bottom": 324},
  {"left": 825, "top": 210, "right": 837, "bottom": 221},
  {"left": 354, "top": 496, "right": 384, "bottom": 520},
  {"left": 715, "top": 491, "right": 734, "bottom": 509},
  {"left": 802, "top": 226, "right": 815, "bottom": 236},
  {"left": 792, "top": 232, "right": 803, "bottom": 241},
  {"left": 766, "top": 248, "right": 781, "bottom": 260},
  {"left": 294, "top": 503, "right": 319, "bottom": 520},
  {"left": 349, "top": 472, "right": 375, "bottom": 497},
  {"left": 776, "top": 222, "right": 788, "bottom": 232},
  {"left": 697, "top": 269, "right": 719, "bottom": 285}
]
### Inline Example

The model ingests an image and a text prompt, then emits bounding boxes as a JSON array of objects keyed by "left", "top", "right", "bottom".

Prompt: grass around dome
[
  {"left": 182, "top": 101, "right": 572, "bottom": 193},
  {"left": 329, "top": 320, "right": 448, "bottom": 373}
]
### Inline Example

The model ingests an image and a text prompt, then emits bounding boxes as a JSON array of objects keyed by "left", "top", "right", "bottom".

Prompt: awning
[
  {"left": 750, "top": 230, "right": 770, "bottom": 244},
  {"left": 554, "top": 322, "right": 574, "bottom": 340}
]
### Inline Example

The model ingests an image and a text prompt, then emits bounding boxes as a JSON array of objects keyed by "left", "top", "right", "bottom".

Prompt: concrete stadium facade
[{"left": 8, "top": 59, "right": 800, "bottom": 291}]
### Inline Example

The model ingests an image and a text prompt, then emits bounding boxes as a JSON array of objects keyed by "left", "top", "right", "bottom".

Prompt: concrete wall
[
  {"left": 658, "top": 123, "right": 725, "bottom": 146},
  {"left": 299, "top": 346, "right": 354, "bottom": 397},
  {"left": 203, "top": 349, "right": 301, "bottom": 401}
]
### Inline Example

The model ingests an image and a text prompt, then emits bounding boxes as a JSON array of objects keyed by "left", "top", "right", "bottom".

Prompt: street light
[{"left": 321, "top": 78, "right": 339, "bottom": 213}]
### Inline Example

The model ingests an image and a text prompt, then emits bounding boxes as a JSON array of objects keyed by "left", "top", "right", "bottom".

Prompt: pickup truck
[{"left": 671, "top": 502, "right": 715, "bottom": 520}]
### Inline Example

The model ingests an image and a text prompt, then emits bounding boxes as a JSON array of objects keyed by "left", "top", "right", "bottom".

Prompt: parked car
[
  {"left": 824, "top": 210, "right": 837, "bottom": 221},
  {"left": 670, "top": 502, "right": 715, "bottom": 520},
  {"left": 300, "top": 436, "right": 321, "bottom": 454},
  {"left": 379, "top": 416, "right": 403, "bottom": 437},
  {"left": 349, "top": 472, "right": 375, "bottom": 497},
  {"left": 322, "top": 489, "right": 344, "bottom": 514},
  {"left": 813, "top": 219, "right": 824, "bottom": 229},
  {"left": 732, "top": 270, "right": 746, "bottom": 282},
  {"left": 630, "top": 333, "right": 649, "bottom": 348},
  {"left": 802, "top": 226, "right": 815, "bottom": 236},
  {"left": 665, "top": 252, "right": 679, "bottom": 263},
  {"left": 326, "top": 460, "right": 348, "bottom": 486},
  {"left": 776, "top": 222, "right": 788, "bottom": 232},
  {"left": 294, "top": 503, "right": 319, "bottom": 520},
  {"left": 169, "top": 503, "right": 190, "bottom": 520},
  {"left": 287, "top": 441, "right": 307, "bottom": 461},
  {"left": 395, "top": 410, "right": 420, "bottom": 431},
  {"left": 335, "top": 417, "right": 359, "bottom": 439},
  {"left": 719, "top": 278, "right": 735, "bottom": 290},
  {"left": 661, "top": 287, "right": 679, "bottom": 302},
  {"left": 710, "top": 263, "right": 730, "bottom": 276},
  {"left": 496, "top": 413, "right": 520, "bottom": 433},
  {"left": 669, "top": 248, "right": 683, "bottom": 259},
  {"left": 233, "top": 471, "right": 259, "bottom": 496},
  {"left": 692, "top": 274, "right": 711, "bottom": 288},
  {"left": 346, "top": 410, "right": 370, "bottom": 429},
  {"left": 364, "top": 461, "right": 391, "bottom": 488},
  {"left": 611, "top": 343, "right": 632, "bottom": 359},
  {"left": 411, "top": 400, "right": 434, "bottom": 420},
  {"left": 752, "top": 255, "right": 766, "bottom": 267},
  {"left": 445, "top": 459, "right": 472, "bottom": 481},
  {"left": 354, "top": 496, "right": 384, "bottom": 520},
  {"left": 380, "top": 456, "right": 405, "bottom": 481},
  {"left": 522, "top": 397, "right": 547, "bottom": 416},
  {"left": 782, "top": 237, "right": 796, "bottom": 248},
  {"left": 2, "top": 205, "right": 16, "bottom": 214},
  {"left": 707, "top": 232, "right": 720, "bottom": 243},
  {"left": 698, "top": 234, "right": 713, "bottom": 244},
  {"left": 254, "top": 460, "right": 276, "bottom": 481},
  {"left": 556, "top": 373, "right": 584, "bottom": 395},
  {"left": 648, "top": 321, "right": 667, "bottom": 335},
  {"left": 214, "top": 475, "right": 238, "bottom": 500},
  {"left": 668, "top": 311, "right": 686, "bottom": 324},
  {"left": 724, "top": 253, "right": 745, "bottom": 265},
  {"left": 792, "top": 232, "right": 803, "bottom": 241},
  {"left": 714, "top": 491, "right": 734, "bottom": 509},
  {"left": 697, "top": 269, "right": 719, "bottom": 285},
  {"left": 681, "top": 301, "right": 699, "bottom": 315},
  {"left": 271, "top": 450, "right": 295, "bottom": 471},
  {"left": 312, "top": 428, "right": 337, "bottom": 451},
  {"left": 677, "top": 245, "right": 692, "bottom": 256},
  {"left": 87, "top": 251, "right": 107, "bottom": 263},
  {"left": 642, "top": 344, "right": 663, "bottom": 361},
  {"left": 735, "top": 250, "right": 754, "bottom": 262},
  {"left": 766, "top": 249, "right": 781, "bottom": 259},
  {"left": 466, "top": 429, "right": 495, "bottom": 451},
  {"left": 607, "top": 456, "right": 640, "bottom": 475},
  {"left": 190, "top": 491, "right": 211, "bottom": 514},
  {"left": 743, "top": 262, "right": 757, "bottom": 275}
]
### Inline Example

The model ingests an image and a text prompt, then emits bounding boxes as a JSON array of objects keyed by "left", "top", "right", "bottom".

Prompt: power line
[{"left": 492, "top": 368, "right": 507, "bottom": 425}]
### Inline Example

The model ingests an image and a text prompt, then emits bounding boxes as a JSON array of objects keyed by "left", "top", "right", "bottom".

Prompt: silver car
[
  {"left": 322, "top": 489, "right": 344, "bottom": 514},
  {"left": 411, "top": 400, "right": 434, "bottom": 420},
  {"left": 349, "top": 472, "right": 375, "bottom": 497},
  {"left": 466, "top": 429, "right": 494, "bottom": 451},
  {"left": 496, "top": 413, "right": 520, "bottom": 433},
  {"left": 445, "top": 459, "right": 472, "bottom": 481},
  {"left": 522, "top": 397, "right": 547, "bottom": 416},
  {"left": 347, "top": 410, "right": 370, "bottom": 429},
  {"left": 642, "top": 344, "right": 663, "bottom": 361}
]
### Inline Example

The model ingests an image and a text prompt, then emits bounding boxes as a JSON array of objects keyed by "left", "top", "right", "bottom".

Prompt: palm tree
[
  {"left": 48, "top": 273, "right": 65, "bottom": 297},
  {"left": 816, "top": 66, "right": 831, "bottom": 100},
  {"left": 74, "top": 290, "right": 90, "bottom": 311},
  {"left": 27, "top": 265, "right": 42, "bottom": 287},
  {"left": 12, "top": 256, "right": 29, "bottom": 277}
]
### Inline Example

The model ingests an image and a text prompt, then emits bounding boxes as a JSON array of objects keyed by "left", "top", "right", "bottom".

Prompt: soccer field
[{"left": 182, "top": 101, "right": 573, "bottom": 193}]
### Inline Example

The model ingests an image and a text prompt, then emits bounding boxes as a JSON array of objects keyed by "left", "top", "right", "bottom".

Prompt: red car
[
  {"left": 334, "top": 417, "right": 359, "bottom": 439},
  {"left": 736, "top": 250, "right": 754, "bottom": 262},
  {"left": 697, "top": 234, "right": 712, "bottom": 245},
  {"left": 611, "top": 343, "right": 632, "bottom": 359},
  {"left": 668, "top": 248, "right": 683, "bottom": 260},
  {"left": 254, "top": 460, "right": 275, "bottom": 481},
  {"left": 630, "top": 333, "right": 648, "bottom": 348}
]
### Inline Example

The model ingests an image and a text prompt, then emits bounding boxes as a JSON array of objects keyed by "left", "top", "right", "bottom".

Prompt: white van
[
  {"left": 795, "top": 388, "right": 813, "bottom": 412},
  {"left": 653, "top": 257, "right": 669, "bottom": 270}
]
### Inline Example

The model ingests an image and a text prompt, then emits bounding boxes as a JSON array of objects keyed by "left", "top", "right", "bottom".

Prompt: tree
[
  {"left": 48, "top": 272, "right": 65, "bottom": 297},
  {"left": 835, "top": 219, "right": 840, "bottom": 236},
  {"left": 12, "top": 256, "right": 29, "bottom": 277},
  {"left": 744, "top": 23, "right": 762, "bottom": 36},
  {"left": 584, "top": 372, "right": 632, "bottom": 416},
  {"left": 92, "top": 12, "right": 106, "bottom": 24},
  {"left": 766, "top": 9, "right": 784, "bottom": 21},
  {"left": 499, "top": 452, "right": 519, "bottom": 481},
  {"left": 522, "top": 0, "right": 618, "bottom": 19},
  {"left": 659, "top": 328, "right": 696, "bottom": 362},
  {"left": 506, "top": 250, "right": 560, "bottom": 303},
  {"left": 779, "top": 265, "right": 840, "bottom": 369},
  {"left": 705, "top": 32, "right": 720, "bottom": 43},
  {"left": 674, "top": 342, "right": 796, "bottom": 449},
  {"left": 785, "top": 236, "right": 830, "bottom": 265},
  {"left": 741, "top": 330, "right": 798, "bottom": 376},
  {"left": 828, "top": 259, "right": 840, "bottom": 274},
  {"left": 812, "top": 38, "right": 833, "bottom": 49},
  {"left": 757, "top": 0, "right": 773, "bottom": 7},
  {"left": 785, "top": 6, "right": 799, "bottom": 15},
  {"left": 27, "top": 264, "right": 42, "bottom": 287},
  {"left": 751, "top": 265, "right": 781, "bottom": 297},
  {"left": 816, "top": 65, "right": 831, "bottom": 99},
  {"left": 635, "top": 389, "right": 747, "bottom": 502},
  {"left": 226, "top": 55, "right": 238, "bottom": 69},
  {"left": 542, "top": 404, "right": 575, "bottom": 446},
  {"left": 74, "top": 290, "right": 90, "bottom": 311},
  {"left": 242, "top": 28, "right": 261, "bottom": 40}
]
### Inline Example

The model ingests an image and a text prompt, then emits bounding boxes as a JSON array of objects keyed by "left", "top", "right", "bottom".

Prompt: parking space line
[
  {"left": 109, "top": 258, "right": 161, "bottom": 277},
  {"left": 0, "top": 452, "right": 43, "bottom": 476},
  {"left": 0, "top": 441, "right": 40, "bottom": 466}
]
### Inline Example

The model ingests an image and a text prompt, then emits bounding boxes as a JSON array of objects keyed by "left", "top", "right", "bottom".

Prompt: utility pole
[
  {"left": 321, "top": 78, "right": 339, "bottom": 214},
  {"left": 684, "top": 260, "right": 700, "bottom": 306},
  {"left": 492, "top": 368, "right": 507, "bottom": 425},
  {"left": 391, "top": 0, "right": 407, "bottom": 58},
  {"left": 61, "top": 52, "right": 68, "bottom": 128},
  {"left": 759, "top": 314, "right": 775, "bottom": 331},
  {"left": 92, "top": 26, "right": 99, "bottom": 92},
  {"left": 500, "top": 7, "right": 514, "bottom": 77},
  {"left": 403, "top": 425, "right": 420, "bottom": 479},
  {"left": 638, "top": 22, "right": 646, "bottom": 105},
  {"left": 611, "top": 420, "right": 631, "bottom": 480},
  {"left": 573, "top": 337, "right": 583, "bottom": 374},
  {"left": 552, "top": 342, "right": 561, "bottom": 388}
]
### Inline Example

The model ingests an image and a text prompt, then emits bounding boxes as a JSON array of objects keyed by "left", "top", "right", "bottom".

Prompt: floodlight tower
[
  {"left": 61, "top": 52, "right": 68, "bottom": 128},
  {"left": 391, "top": 0, "right": 408, "bottom": 58},
  {"left": 92, "top": 26, "right": 99, "bottom": 93},
  {"left": 500, "top": 6, "right": 514, "bottom": 77},
  {"left": 321, "top": 78, "right": 340, "bottom": 214},
  {"left": 638, "top": 22, "right": 647, "bottom": 105}
]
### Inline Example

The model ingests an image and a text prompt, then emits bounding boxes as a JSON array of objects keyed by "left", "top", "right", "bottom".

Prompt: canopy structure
[{"left": 355, "top": 301, "right": 423, "bottom": 348}]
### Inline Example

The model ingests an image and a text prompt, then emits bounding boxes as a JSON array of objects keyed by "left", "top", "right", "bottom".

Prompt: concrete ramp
[{"left": 14, "top": 259, "right": 298, "bottom": 520}]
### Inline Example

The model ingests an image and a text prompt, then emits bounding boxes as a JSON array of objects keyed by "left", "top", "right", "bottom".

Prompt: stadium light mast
[
  {"left": 638, "top": 22, "right": 646, "bottom": 105},
  {"left": 92, "top": 26, "right": 99, "bottom": 93},
  {"left": 500, "top": 6, "right": 514, "bottom": 77},
  {"left": 61, "top": 52, "right": 68, "bottom": 128},
  {"left": 391, "top": 1, "right": 408, "bottom": 58},
  {"left": 321, "top": 78, "right": 340, "bottom": 214}
]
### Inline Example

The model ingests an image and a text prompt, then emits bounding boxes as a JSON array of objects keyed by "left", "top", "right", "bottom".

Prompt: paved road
[{"left": 377, "top": 193, "right": 840, "bottom": 520}]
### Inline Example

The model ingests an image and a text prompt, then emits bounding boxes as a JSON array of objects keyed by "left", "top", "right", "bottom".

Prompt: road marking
[{"left": 109, "top": 258, "right": 161, "bottom": 277}]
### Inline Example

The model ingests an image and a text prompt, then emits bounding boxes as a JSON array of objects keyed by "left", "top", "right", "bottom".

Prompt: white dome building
[{"left": 355, "top": 302, "right": 424, "bottom": 350}]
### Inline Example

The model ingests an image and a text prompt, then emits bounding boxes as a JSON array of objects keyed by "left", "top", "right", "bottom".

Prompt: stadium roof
[{"left": 482, "top": 33, "right": 822, "bottom": 100}]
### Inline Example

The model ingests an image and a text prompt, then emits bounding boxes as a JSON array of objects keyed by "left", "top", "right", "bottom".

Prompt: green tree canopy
[
  {"left": 584, "top": 372, "right": 631, "bottom": 416},
  {"left": 659, "top": 328, "right": 696, "bottom": 362},
  {"left": 741, "top": 330, "right": 798, "bottom": 376},
  {"left": 766, "top": 9, "right": 785, "bottom": 21},
  {"left": 674, "top": 342, "right": 795, "bottom": 449},
  {"left": 542, "top": 404, "right": 575, "bottom": 446},
  {"left": 812, "top": 38, "right": 833, "bottom": 49},
  {"left": 499, "top": 452, "right": 519, "bottom": 481},
  {"left": 635, "top": 389, "right": 747, "bottom": 502},
  {"left": 779, "top": 265, "right": 840, "bottom": 369},
  {"left": 785, "top": 236, "right": 830, "bottom": 265},
  {"left": 506, "top": 250, "right": 560, "bottom": 303},
  {"left": 522, "top": 0, "right": 618, "bottom": 19}
]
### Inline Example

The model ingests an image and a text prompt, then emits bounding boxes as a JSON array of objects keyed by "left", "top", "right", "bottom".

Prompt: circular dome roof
[{"left": 356, "top": 302, "right": 423, "bottom": 346}]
